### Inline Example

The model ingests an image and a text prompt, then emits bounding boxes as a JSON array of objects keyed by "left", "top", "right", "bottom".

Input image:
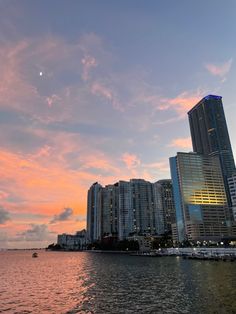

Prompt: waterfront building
[
  {"left": 170, "top": 152, "right": 231, "bottom": 243},
  {"left": 101, "top": 183, "right": 119, "bottom": 238},
  {"left": 129, "top": 179, "right": 157, "bottom": 236},
  {"left": 87, "top": 182, "right": 102, "bottom": 243},
  {"left": 117, "top": 179, "right": 158, "bottom": 240},
  {"left": 127, "top": 235, "right": 153, "bottom": 252},
  {"left": 57, "top": 229, "right": 87, "bottom": 250},
  {"left": 188, "top": 95, "right": 235, "bottom": 204},
  {"left": 87, "top": 179, "right": 166, "bottom": 242},
  {"left": 153, "top": 179, "right": 175, "bottom": 235},
  {"left": 118, "top": 180, "right": 132, "bottom": 240}
]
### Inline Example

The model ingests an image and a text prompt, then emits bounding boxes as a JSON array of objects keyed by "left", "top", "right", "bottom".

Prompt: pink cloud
[
  {"left": 0, "top": 191, "right": 9, "bottom": 200},
  {"left": 46, "top": 94, "right": 61, "bottom": 107},
  {"left": 131, "top": 87, "right": 204, "bottom": 122},
  {"left": 0, "top": 34, "right": 107, "bottom": 124},
  {"left": 91, "top": 82, "right": 124, "bottom": 111},
  {"left": 81, "top": 55, "right": 98, "bottom": 81},
  {"left": 205, "top": 59, "right": 233, "bottom": 78},
  {"left": 122, "top": 153, "right": 141, "bottom": 169},
  {"left": 159, "top": 91, "right": 204, "bottom": 118},
  {"left": 168, "top": 137, "right": 192, "bottom": 149}
]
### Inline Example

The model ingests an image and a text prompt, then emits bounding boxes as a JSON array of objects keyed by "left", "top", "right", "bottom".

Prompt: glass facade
[
  {"left": 169, "top": 157, "right": 185, "bottom": 242},
  {"left": 87, "top": 182, "right": 102, "bottom": 242},
  {"left": 170, "top": 152, "right": 230, "bottom": 243},
  {"left": 188, "top": 95, "right": 235, "bottom": 205}
]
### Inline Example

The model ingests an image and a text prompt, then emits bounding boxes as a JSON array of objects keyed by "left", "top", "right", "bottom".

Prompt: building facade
[
  {"left": 118, "top": 180, "right": 132, "bottom": 240},
  {"left": 100, "top": 183, "right": 119, "bottom": 237},
  {"left": 129, "top": 179, "right": 157, "bottom": 236},
  {"left": 153, "top": 179, "right": 175, "bottom": 235},
  {"left": 87, "top": 182, "right": 102, "bottom": 243},
  {"left": 57, "top": 229, "right": 87, "bottom": 250},
  {"left": 170, "top": 152, "right": 231, "bottom": 243},
  {"left": 87, "top": 179, "right": 170, "bottom": 242}
]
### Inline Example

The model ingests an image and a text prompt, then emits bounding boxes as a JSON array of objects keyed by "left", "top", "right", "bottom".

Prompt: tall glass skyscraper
[
  {"left": 87, "top": 182, "right": 102, "bottom": 243},
  {"left": 188, "top": 95, "right": 235, "bottom": 204},
  {"left": 170, "top": 152, "right": 231, "bottom": 243}
]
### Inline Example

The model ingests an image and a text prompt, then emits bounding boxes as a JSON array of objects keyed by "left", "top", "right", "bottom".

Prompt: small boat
[{"left": 32, "top": 252, "right": 38, "bottom": 258}]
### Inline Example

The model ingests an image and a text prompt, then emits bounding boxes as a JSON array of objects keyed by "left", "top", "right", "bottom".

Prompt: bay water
[{"left": 0, "top": 251, "right": 235, "bottom": 313}]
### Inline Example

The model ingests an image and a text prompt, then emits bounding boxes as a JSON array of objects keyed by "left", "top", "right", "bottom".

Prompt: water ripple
[{"left": 0, "top": 251, "right": 235, "bottom": 313}]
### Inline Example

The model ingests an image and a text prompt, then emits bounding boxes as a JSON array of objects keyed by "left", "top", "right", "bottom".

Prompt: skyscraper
[
  {"left": 153, "top": 179, "right": 175, "bottom": 235},
  {"left": 118, "top": 180, "right": 132, "bottom": 240},
  {"left": 188, "top": 95, "right": 235, "bottom": 204},
  {"left": 170, "top": 152, "right": 231, "bottom": 243},
  {"left": 87, "top": 182, "right": 102, "bottom": 243},
  {"left": 100, "top": 183, "right": 119, "bottom": 237},
  {"left": 129, "top": 179, "right": 157, "bottom": 236}
]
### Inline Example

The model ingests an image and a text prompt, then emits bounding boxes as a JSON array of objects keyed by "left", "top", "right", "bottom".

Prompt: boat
[{"left": 32, "top": 252, "right": 38, "bottom": 258}]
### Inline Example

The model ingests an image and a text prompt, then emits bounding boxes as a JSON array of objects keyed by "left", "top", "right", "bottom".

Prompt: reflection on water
[{"left": 0, "top": 251, "right": 235, "bottom": 313}]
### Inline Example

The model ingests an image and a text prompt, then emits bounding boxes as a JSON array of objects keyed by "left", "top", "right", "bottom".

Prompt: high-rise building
[
  {"left": 153, "top": 179, "right": 175, "bottom": 235},
  {"left": 170, "top": 152, "right": 231, "bottom": 243},
  {"left": 129, "top": 179, "right": 157, "bottom": 236},
  {"left": 100, "top": 183, "right": 119, "bottom": 237},
  {"left": 87, "top": 182, "right": 102, "bottom": 243},
  {"left": 118, "top": 180, "right": 132, "bottom": 240},
  {"left": 87, "top": 179, "right": 165, "bottom": 242},
  {"left": 188, "top": 95, "right": 235, "bottom": 204}
]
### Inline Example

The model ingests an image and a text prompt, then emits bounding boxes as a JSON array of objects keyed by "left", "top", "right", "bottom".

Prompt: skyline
[{"left": 1, "top": 0, "right": 236, "bottom": 248}]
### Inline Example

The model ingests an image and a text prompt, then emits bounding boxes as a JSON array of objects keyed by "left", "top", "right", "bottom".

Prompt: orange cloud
[
  {"left": 141, "top": 90, "right": 205, "bottom": 122},
  {"left": 168, "top": 137, "right": 192, "bottom": 149},
  {"left": 166, "top": 92, "right": 203, "bottom": 116},
  {"left": 0, "top": 190, "right": 9, "bottom": 200},
  {"left": 0, "top": 146, "right": 87, "bottom": 215}
]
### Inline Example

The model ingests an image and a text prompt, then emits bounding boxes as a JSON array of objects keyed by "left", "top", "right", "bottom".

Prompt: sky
[{"left": 1, "top": 0, "right": 236, "bottom": 249}]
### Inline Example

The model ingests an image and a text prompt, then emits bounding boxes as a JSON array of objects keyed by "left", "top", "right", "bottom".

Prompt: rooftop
[{"left": 188, "top": 94, "right": 222, "bottom": 115}]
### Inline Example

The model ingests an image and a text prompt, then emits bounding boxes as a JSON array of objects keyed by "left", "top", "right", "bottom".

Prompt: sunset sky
[{"left": 1, "top": 0, "right": 236, "bottom": 248}]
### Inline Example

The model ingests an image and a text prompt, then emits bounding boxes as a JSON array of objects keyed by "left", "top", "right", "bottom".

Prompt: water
[{"left": 0, "top": 251, "right": 235, "bottom": 314}]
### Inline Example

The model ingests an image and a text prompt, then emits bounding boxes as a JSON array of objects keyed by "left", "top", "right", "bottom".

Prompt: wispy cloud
[
  {"left": 205, "top": 59, "right": 233, "bottom": 81},
  {"left": 81, "top": 55, "right": 98, "bottom": 81},
  {"left": 160, "top": 91, "right": 204, "bottom": 117},
  {"left": 91, "top": 82, "right": 124, "bottom": 111},
  {"left": 168, "top": 137, "right": 192, "bottom": 149},
  {"left": 46, "top": 94, "right": 61, "bottom": 108},
  {"left": 121, "top": 153, "right": 141, "bottom": 169}
]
